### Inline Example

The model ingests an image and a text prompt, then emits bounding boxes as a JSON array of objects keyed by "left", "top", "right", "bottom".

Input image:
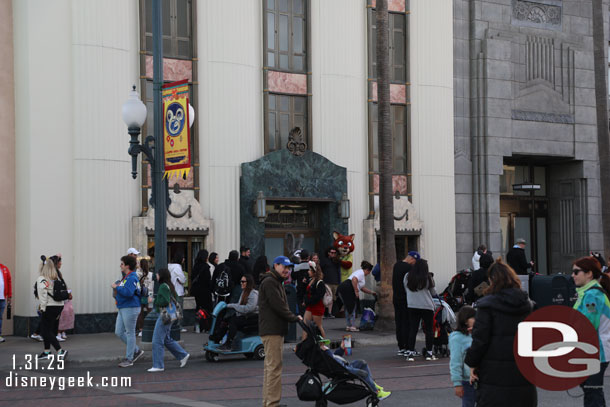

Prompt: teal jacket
[
  {"left": 449, "top": 331, "right": 472, "bottom": 386},
  {"left": 574, "top": 280, "right": 610, "bottom": 363}
]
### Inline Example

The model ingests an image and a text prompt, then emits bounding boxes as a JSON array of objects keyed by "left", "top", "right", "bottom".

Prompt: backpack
[
  {"left": 321, "top": 281, "right": 333, "bottom": 308},
  {"left": 52, "top": 278, "right": 70, "bottom": 301},
  {"left": 214, "top": 264, "right": 233, "bottom": 297}
]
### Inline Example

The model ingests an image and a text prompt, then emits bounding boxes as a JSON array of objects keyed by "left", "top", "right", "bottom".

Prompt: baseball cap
[
  {"left": 516, "top": 238, "right": 527, "bottom": 244},
  {"left": 273, "top": 256, "right": 293, "bottom": 266},
  {"left": 127, "top": 248, "right": 140, "bottom": 256},
  {"left": 407, "top": 251, "right": 421, "bottom": 260}
]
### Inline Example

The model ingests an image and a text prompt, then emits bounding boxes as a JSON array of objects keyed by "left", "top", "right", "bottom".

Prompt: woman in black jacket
[
  {"left": 465, "top": 258, "right": 536, "bottom": 407},
  {"left": 191, "top": 250, "right": 213, "bottom": 316},
  {"left": 302, "top": 261, "right": 327, "bottom": 340}
]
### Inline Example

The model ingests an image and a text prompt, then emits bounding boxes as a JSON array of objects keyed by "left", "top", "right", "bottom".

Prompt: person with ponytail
[
  {"left": 572, "top": 256, "right": 610, "bottom": 407},
  {"left": 36, "top": 256, "right": 68, "bottom": 360},
  {"left": 217, "top": 273, "right": 259, "bottom": 351}
]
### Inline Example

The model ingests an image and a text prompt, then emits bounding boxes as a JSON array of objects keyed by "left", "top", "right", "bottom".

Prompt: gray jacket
[
  {"left": 227, "top": 289, "right": 258, "bottom": 316},
  {"left": 403, "top": 273, "right": 437, "bottom": 311}
]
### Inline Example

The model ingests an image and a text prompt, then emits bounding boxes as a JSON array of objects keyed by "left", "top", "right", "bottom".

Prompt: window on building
[
  {"left": 267, "top": 94, "right": 307, "bottom": 152},
  {"left": 370, "top": 104, "right": 407, "bottom": 173},
  {"left": 265, "top": 0, "right": 307, "bottom": 72},
  {"left": 369, "top": 11, "right": 406, "bottom": 82},
  {"left": 144, "top": 0, "right": 192, "bottom": 59}
]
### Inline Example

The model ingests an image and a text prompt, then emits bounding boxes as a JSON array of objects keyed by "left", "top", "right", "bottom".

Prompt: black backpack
[
  {"left": 214, "top": 264, "right": 233, "bottom": 297},
  {"left": 52, "top": 278, "right": 70, "bottom": 301}
]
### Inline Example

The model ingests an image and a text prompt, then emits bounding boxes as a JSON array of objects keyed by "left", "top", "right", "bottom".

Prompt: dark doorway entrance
[{"left": 500, "top": 162, "right": 549, "bottom": 274}]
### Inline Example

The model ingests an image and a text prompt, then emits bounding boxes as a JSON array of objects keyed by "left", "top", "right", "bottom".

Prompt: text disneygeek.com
[{"left": 5, "top": 371, "right": 132, "bottom": 391}]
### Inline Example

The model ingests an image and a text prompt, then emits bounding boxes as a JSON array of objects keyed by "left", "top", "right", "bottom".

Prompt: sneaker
[
  {"left": 377, "top": 389, "right": 392, "bottom": 401},
  {"left": 61, "top": 332, "right": 67, "bottom": 339},
  {"left": 58, "top": 349, "right": 68, "bottom": 359},
  {"left": 374, "top": 382, "right": 384, "bottom": 391},
  {"left": 38, "top": 352, "right": 51, "bottom": 360},
  {"left": 147, "top": 367, "right": 164, "bottom": 372},
  {"left": 180, "top": 328, "right": 187, "bottom": 333},
  {"left": 425, "top": 351, "right": 438, "bottom": 361},
  {"left": 56, "top": 335, "right": 66, "bottom": 342},
  {"left": 30, "top": 334, "right": 43, "bottom": 342},
  {"left": 404, "top": 351, "right": 415, "bottom": 362},
  {"left": 132, "top": 349, "right": 144, "bottom": 363},
  {"left": 137, "top": 331, "right": 142, "bottom": 337},
  {"left": 118, "top": 359, "right": 134, "bottom": 368},
  {"left": 180, "top": 353, "right": 190, "bottom": 368},
  {"left": 0, "top": 336, "right": 5, "bottom": 343},
  {"left": 396, "top": 349, "right": 406, "bottom": 356},
  {"left": 348, "top": 326, "right": 360, "bottom": 332}
]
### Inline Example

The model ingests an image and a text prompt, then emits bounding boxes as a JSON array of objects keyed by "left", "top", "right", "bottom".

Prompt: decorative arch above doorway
[{"left": 240, "top": 149, "right": 348, "bottom": 260}]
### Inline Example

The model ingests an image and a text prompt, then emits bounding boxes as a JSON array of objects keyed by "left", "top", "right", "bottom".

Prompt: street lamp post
[{"left": 121, "top": 0, "right": 168, "bottom": 271}]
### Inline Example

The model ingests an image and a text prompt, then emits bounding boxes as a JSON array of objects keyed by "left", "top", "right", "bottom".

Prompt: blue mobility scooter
[{"left": 203, "top": 301, "right": 265, "bottom": 362}]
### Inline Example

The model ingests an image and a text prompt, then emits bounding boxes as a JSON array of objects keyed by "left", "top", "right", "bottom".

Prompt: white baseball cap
[{"left": 127, "top": 248, "right": 140, "bottom": 256}]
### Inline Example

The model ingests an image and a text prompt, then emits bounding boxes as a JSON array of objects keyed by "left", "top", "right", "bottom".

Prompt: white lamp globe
[
  {"left": 189, "top": 103, "right": 195, "bottom": 128},
  {"left": 122, "top": 85, "right": 147, "bottom": 128}
]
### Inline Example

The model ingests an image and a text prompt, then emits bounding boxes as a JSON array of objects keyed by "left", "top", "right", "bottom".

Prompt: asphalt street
[{"left": 1, "top": 344, "right": 608, "bottom": 406}]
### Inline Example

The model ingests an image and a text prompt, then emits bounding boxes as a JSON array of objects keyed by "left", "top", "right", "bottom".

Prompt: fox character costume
[{"left": 333, "top": 231, "right": 355, "bottom": 282}]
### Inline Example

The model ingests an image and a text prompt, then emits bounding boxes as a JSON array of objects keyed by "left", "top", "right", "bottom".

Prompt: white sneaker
[
  {"left": 138, "top": 331, "right": 142, "bottom": 337},
  {"left": 56, "top": 335, "right": 66, "bottom": 342},
  {"left": 425, "top": 351, "right": 438, "bottom": 361},
  {"left": 180, "top": 353, "right": 190, "bottom": 368},
  {"left": 0, "top": 336, "right": 5, "bottom": 343},
  {"left": 180, "top": 328, "right": 187, "bottom": 333},
  {"left": 61, "top": 332, "right": 67, "bottom": 339},
  {"left": 147, "top": 367, "right": 164, "bottom": 372},
  {"left": 404, "top": 351, "right": 415, "bottom": 362},
  {"left": 30, "top": 334, "right": 43, "bottom": 342}
]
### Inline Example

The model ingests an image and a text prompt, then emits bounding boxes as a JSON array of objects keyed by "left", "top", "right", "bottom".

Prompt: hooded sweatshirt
[
  {"left": 574, "top": 279, "right": 610, "bottom": 363},
  {"left": 115, "top": 271, "right": 141, "bottom": 309}
]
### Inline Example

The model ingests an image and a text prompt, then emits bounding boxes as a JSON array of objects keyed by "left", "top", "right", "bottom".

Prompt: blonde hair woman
[
  {"left": 36, "top": 256, "right": 67, "bottom": 360},
  {"left": 302, "top": 261, "right": 327, "bottom": 340}
]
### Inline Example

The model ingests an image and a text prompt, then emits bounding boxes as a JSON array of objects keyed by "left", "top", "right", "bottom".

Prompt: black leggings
[
  {"left": 227, "top": 314, "right": 258, "bottom": 344},
  {"left": 407, "top": 308, "right": 433, "bottom": 352},
  {"left": 41, "top": 306, "right": 63, "bottom": 351}
]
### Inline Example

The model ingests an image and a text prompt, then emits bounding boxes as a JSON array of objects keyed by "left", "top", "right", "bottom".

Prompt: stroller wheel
[
  {"left": 366, "top": 396, "right": 379, "bottom": 407},
  {"left": 253, "top": 344, "right": 265, "bottom": 360}
]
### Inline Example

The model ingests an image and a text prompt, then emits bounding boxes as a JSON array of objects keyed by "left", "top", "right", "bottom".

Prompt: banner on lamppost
[{"left": 162, "top": 79, "right": 191, "bottom": 180}]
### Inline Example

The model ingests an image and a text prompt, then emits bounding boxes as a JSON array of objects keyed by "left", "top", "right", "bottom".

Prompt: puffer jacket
[
  {"left": 464, "top": 287, "right": 536, "bottom": 407},
  {"left": 574, "top": 279, "right": 610, "bottom": 363},
  {"left": 258, "top": 270, "right": 299, "bottom": 336}
]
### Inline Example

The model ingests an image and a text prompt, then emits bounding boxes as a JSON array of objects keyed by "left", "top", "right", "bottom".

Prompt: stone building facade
[{"left": 454, "top": 0, "right": 607, "bottom": 274}]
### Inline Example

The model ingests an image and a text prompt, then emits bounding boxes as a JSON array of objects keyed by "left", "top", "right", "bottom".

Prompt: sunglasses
[
  {"left": 572, "top": 268, "right": 585, "bottom": 275},
  {"left": 240, "top": 280, "right": 247, "bottom": 283}
]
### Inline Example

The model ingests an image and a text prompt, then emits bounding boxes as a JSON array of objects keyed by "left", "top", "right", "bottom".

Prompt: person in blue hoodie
[
  {"left": 572, "top": 256, "right": 610, "bottom": 407},
  {"left": 112, "top": 255, "right": 144, "bottom": 368},
  {"left": 449, "top": 305, "right": 476, "bottom": 407}
]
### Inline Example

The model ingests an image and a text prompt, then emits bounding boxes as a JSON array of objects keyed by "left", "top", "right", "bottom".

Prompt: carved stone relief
[{"left": 512, "top": 0, "right": 562, "bottom": 30}]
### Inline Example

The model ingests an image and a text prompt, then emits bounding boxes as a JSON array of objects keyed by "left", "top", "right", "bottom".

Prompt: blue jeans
[
  {"left": 0, "top": 299, "right": 5, "bottom": 335},
  {"left": 461, "top": 381, "right": 475, "bottom": 407},
  {"left": 115, "top": 306, "right": 141, "bottom": 361},
  {"left": 581, "top": 361, "right": 609, "bottom": 407},
  {"left": 152, "top": 316, "right": 188, "bottom": 369},
  {"left": 347, "top": 359, "right": 376, "bottom": 392}
]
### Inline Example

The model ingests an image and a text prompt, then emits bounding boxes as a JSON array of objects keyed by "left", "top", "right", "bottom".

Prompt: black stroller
[{"left": 294, "top": 321, "right": 381, "bottom": 407}]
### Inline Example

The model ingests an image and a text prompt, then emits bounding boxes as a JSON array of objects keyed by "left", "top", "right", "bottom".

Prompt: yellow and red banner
[{"left": 162, "top": 79, "right": 191, "bottom": 180}]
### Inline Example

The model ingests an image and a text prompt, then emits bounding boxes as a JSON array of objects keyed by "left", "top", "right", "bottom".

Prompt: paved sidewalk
[{"left": 0, "top": 317, "right": 407, "bottom": 367}]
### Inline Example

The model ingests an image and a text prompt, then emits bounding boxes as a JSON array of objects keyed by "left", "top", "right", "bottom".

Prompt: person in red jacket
[{"left": 0, "top": 263, "right": 13, "bottom": 343}]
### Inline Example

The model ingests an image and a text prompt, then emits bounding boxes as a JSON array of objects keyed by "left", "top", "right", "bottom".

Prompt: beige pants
[{"left": 261, "top": 334, "right": 284, "bottom": 407}]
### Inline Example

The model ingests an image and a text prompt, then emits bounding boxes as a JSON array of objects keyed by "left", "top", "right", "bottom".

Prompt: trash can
[
  {"left": 530, "top": 273, "right": 577, "bottom": 308},
  {"left": 285, "top": 284, "right": 297, "bottom": 343}
]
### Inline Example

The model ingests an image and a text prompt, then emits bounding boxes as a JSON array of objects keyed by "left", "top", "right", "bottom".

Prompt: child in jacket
[{"left": 449, "top": 305, "right": 476, "bottom": 407}]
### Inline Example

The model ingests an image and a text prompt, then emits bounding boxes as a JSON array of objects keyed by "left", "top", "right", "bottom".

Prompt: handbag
[
  {"left": 160, "top": 296, "right": 182, "bottom": 325},
  {"left": 295, "top": 369, "right": 323, "bottom": 401}
]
